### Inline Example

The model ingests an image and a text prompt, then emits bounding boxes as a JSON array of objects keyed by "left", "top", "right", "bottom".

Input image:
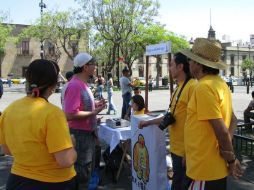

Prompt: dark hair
[
  {"left": 132, "top": 95, "right": 145, "bottom": 111},
  {"left": 202, "top": 65, "right": 220, "bottom": 75},
  {"left": 252, "top": 91, "right": 254, "bottom": 99},
  {"left": 65, "top": 71, "right": 74, "bottom": 81},
  {"left": 174, "top": 52, "right": 191, "bottom": 77},
  {"left": 133, "top": 86, "right": 141, "bottom": 91},
  {"left": 73, "top": 66, "right": 84, "bottom": 74},
  {"left": 107, "top": 73, "right": 112, "bottom": 79},
  {"left": 122, "top": 67, "right": 129, "bottom": 73},
  {"left": 26, "top": 59, "right": 59, "bottom": 97}
]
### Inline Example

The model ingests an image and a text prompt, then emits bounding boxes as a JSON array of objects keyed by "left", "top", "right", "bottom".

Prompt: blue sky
[{"left": 0, "top": 0, "right": 253, "bottom": 42}]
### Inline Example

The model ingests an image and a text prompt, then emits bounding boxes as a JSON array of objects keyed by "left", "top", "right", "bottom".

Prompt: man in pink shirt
[{"left": 64, "top": 52, "right": 106, "bottom": 188}]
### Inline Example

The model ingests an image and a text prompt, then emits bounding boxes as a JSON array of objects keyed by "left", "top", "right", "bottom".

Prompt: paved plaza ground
[{"left": 0, "top": 84, "right": 254, "bottom": 189}]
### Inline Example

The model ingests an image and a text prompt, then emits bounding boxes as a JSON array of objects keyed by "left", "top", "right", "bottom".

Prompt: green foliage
[
  {"left": 0, "top": 16, "right": 13, "bottom": 56},
  {"left": 242, "top": 59, "right": 254, "bottom": 77},
  {"left": 76, "top": 0, "right": 188, "bottom": 74},
  {"left": 18, "top": 10, "right": 89, "bottom": 61},
  {"left": 242, "top": 59, "right": 254, "bottom": 70},
  {"left": 77, "top": 0, "right": 159, "bottom": 73},
  {"left": 138, "top": 24, "right": 189, "bottom": 53}
]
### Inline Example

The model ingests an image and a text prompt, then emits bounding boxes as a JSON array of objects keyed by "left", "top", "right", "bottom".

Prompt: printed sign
[
  {"left": 145, "top": 41, "right": 171, "bottom": 56},
  {"left": 131, "top": 115, "right": 168, "bottom": 190}
]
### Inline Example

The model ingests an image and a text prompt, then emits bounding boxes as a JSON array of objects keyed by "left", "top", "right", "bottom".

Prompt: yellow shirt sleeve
[
  {"left": 46, "top": 109, "right": 73, "bottom": 153},
  {"left": 196, "top": 84, "right": 222, "bottom": 120},
  {"left": 0, "top": 116, "right": 5, "bottom": 144}
]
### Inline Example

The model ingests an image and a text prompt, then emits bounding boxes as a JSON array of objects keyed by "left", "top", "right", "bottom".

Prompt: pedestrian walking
[
  {"left": 106, "top": 73, "right": 117, "bottom": 115},
  {"left": 96, "top": 75, "right": 105, "bottom": 100}
]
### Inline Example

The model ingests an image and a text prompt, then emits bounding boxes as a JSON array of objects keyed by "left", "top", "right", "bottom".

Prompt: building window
[
  {"left": 138, "top": 66, "right": 144, "bottom": 77},
  {"left": 242, "top": 55, "right": 247, "bottom": 60},
  {"left": 21, "top": 40, "right": 29, "bottom": 55},
  {"left": 22, "top": 67, "right": 28, "bottom": 78},
  {"left": 230, "top": 55, "right": 234, "bottom": 65},
  {"left": 158, "top": 65, "right": 162, "bottom": 77},
  {"left": 230, "top": 66, "right": 235, "bottom": 76}
]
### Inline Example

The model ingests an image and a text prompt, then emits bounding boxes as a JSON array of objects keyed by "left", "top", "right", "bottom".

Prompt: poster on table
[{"left": 131, "top": 115, "right": 167, "bottom": 190}]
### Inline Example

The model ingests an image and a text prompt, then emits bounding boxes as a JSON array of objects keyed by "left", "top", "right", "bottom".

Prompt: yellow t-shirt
[
  {"left": 169, "top": 79, "right": 197, "bottom": 157},
  {"left": 0, "top": 97, "right": 76, "bottom": 182},
  {"left": 134, "top": 108, "right": 145, "bottom": 115},
  {"left": 184, "top": 75, "right": 232, "bottom": 180}
]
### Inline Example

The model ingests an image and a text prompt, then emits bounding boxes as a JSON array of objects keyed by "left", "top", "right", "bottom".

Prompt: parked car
[
  {"left": 221, "top": 76, "right": 241, "bottom": 86},
  {"left": 11, "top": 79, "right": 20, "bottom": 84},
  {"left": 10, "top": 78, "right": 26, "bottom": 84}
]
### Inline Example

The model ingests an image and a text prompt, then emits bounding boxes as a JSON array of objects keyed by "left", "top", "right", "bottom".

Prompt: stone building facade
[
  {"left": 1, "top": 24, "right": 88, "bottom": 78},
  {"left": 207, "top": 24, "right": 254, "bottom": 77},
  {"left": 221, "top": 43, "right": 254, "bottom": 77}
]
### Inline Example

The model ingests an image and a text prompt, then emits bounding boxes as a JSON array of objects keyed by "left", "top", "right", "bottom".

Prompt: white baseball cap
[{"left": 73, "top": 52, "right": 93, "bottom": 68}]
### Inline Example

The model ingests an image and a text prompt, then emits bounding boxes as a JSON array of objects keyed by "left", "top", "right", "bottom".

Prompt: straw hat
[{"left": 180, "top": 38, "right": 227, "bottom": 70}]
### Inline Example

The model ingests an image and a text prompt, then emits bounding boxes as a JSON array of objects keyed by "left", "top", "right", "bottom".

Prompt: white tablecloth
[{"left": 98, "top": 123, "right": 131, "bottom": 153}]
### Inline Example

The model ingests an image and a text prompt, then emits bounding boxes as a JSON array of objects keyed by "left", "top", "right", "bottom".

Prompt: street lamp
[{"left": 39, "top": 0, "right": 46, "bottom": 59}]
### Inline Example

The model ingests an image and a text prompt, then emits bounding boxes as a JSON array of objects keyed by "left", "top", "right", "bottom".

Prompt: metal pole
[
  {"left": 249, "top": 45, "right": 253, "bottom": 87},
  {"left": 117, "top": 43, "right": 120, "bottom": 88},
  {"left": 39, "top": 0, "right": 46, "bottom": 59},
  {"left": 168, "top": 53, "right": 173, "bottom": 97},
  {"left": 237, "top": 44, "right": 239, "bottom": 77},
  {"left": 145, "top": 56, "right": 149, "bottom": 112}
]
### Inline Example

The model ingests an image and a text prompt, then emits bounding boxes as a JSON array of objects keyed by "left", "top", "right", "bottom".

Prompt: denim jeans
[
  {"left": 171, "top": 153, "right": 191, "bottom": 190},
  {"left": 97, "top": 85, "right": 103, "bottom": 99},
  {"left": 107, "top": 91, "right": 116, "bottom": 112},
  {"left": 70, "top": 129, "right": 96, "bottom": 185},
  {"left": 121, "top": 92, "right": 131, "bottom": 119}
]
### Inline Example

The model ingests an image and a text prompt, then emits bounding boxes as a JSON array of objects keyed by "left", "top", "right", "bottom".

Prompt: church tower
[{"left": 208, "top": 9, "right": 216, "bottom": 40}]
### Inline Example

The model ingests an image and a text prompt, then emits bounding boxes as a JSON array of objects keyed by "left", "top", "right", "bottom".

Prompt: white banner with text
[{"left": 145, "top": 41, "right": 171, "bottom": 56}]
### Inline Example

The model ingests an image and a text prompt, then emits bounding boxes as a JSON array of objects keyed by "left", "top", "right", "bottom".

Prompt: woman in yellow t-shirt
[{"left": 0, "top": 59, "right": 77, "bottom": 190}]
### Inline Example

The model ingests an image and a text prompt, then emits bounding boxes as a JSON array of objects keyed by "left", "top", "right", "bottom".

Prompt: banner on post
[
  {"left": 131, "top": 115, "right": 168, "bottom": 190},
  {"left": 145, "top": 41, "right": 171, "bottom": 56}
]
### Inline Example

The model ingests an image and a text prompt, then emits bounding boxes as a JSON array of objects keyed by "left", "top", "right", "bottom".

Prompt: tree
[
  {"left": 76, "top": 0, "right": 159, "bottom": 78},
  {"left": 18, "top": 10, "right": 89, "bottom": 62},
  {"left": 242, "top": 58, "right": 254, "bottom": 78},
  {"left": 0, "top": 14, "right": 14, "bottom": 77},
  {"left": 76, "top": 0, "right": 189, "bottom": 86},
  {"left": 137, "top": 24, "right": 189, "bottom": 87}
]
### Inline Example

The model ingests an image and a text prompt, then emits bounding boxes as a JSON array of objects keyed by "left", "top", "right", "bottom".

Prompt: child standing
[{"left": 131, "top": 94, "right": 145, "bottom": 115}]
